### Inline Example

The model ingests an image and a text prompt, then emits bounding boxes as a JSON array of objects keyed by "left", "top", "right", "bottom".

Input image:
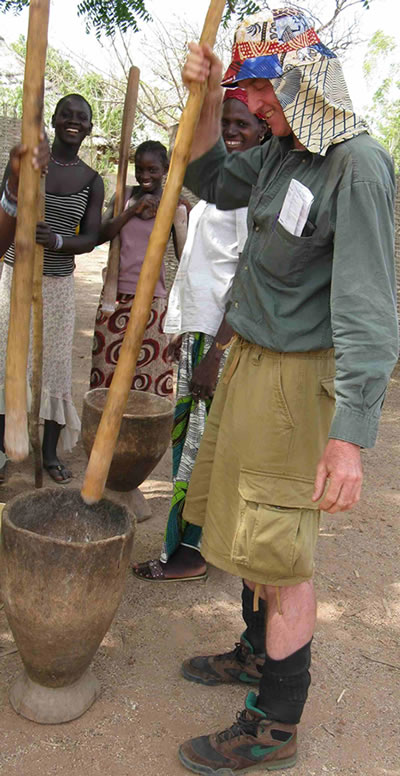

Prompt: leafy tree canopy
[
  {"left": 363, "top": 30, "right": 400, "bottom": 172},
  {"left": 1, "top": 0, "right": 372, "bottom": 39}
]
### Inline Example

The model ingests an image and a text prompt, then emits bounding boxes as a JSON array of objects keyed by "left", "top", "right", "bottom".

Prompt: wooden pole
[
  {"left": 101, "top": 66, "right": 140, "bottom": 314},
  {"left": 29, "top": 176, "right": 45, "bottom": 488},
  {"left": 81, "top": 0, "right": 226, "bottom": 504},
  {"left": 4, "top": 0, "right": 50, "bottom": 462}
]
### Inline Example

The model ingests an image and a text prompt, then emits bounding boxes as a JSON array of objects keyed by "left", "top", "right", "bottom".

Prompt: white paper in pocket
[{"left": 278, "top": 179, "right": 314, "bottom": 237}]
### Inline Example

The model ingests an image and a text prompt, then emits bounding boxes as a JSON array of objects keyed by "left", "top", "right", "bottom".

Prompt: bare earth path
[{"left": 0, "top": 250, "right": 399, "bottom": 775}]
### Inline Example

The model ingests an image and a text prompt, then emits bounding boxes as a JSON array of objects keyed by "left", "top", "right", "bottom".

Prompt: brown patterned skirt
[{"left": 90, "top": 293, "right": 173, "bottom": 399}]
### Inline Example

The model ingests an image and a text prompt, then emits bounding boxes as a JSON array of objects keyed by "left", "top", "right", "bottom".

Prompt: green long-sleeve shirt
[{"left": 185, "top": 132, "right": 398, "bottom": 448}]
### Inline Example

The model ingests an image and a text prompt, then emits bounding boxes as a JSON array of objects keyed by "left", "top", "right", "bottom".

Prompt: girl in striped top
[{"left": 0, "top": 94, "right": 104, "bottom": 484}]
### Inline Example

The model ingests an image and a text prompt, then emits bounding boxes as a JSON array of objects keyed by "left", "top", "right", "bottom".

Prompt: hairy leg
[{"left": 243, "top": 578, "right": 316, "bottom": 658}]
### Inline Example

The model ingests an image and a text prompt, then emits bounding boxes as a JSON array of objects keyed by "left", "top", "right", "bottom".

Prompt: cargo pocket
[{"left": 231, "top": 470, "right": 317, "bottom": 582}]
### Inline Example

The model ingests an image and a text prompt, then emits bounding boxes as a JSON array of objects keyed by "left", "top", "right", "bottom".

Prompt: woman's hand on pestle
[{"left": 36, "top": 222, "right": 58, "bottom": 249}]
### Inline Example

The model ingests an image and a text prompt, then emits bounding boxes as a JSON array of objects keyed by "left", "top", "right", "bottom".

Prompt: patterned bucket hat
[
  {"left": 222, "top": 6, "right": 335, "bottom": 85},
  {"left": 221, "top": 6, "right": 368, "bottom": 155}
]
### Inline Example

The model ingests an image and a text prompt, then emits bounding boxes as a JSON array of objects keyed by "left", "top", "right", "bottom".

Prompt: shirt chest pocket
[{"left": 256, "top": 220, "right": 320, "bottom": 287}]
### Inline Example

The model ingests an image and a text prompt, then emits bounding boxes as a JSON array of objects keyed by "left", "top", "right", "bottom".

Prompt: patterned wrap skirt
[
  {"left": 0, "top": 264, "right": 81, "bottom": 452},
  {"left": 90, "top": 293, "right": 173, "bottom": 399},
  {"left": 160, "top": 332, "right": 229, "bottom": 562}
]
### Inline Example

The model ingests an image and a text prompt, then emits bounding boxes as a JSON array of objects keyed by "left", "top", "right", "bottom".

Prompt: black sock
[
  {"left": 257, "top": 640, "right": 312, "bottom": 724},
  {"left": 241, "top": 582, "right": 266, "bottom": 655}
]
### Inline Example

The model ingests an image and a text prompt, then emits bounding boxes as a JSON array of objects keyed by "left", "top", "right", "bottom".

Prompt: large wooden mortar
[
  {"left": 81, "top": 389, "right": 174, "bottom": 492},
  {"left": 0, "top": 488, "right": 134, "bottom": 724}
]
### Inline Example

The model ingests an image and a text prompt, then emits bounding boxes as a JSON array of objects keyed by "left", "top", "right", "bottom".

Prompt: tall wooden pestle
[{"left": 81, "top": 0, "right": 226, "bottom": 504}]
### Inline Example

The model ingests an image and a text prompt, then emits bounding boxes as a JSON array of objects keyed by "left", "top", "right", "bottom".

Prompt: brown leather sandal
[{"left": 132, "top": 558, "right": 207, "bottom": 582}]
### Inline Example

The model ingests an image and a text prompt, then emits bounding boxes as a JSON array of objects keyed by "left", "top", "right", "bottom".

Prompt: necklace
[{"left": 50, "top": 153, "right": 81, "bottom": 168}]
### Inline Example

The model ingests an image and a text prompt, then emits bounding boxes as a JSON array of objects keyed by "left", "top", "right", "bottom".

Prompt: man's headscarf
[{"left": 221, "top": 6, "right": 368, "bottom": 155}]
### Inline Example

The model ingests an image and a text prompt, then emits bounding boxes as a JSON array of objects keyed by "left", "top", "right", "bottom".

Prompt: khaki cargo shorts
[{"left": 183, "top": 338, "right": 336, "bottom": 586}]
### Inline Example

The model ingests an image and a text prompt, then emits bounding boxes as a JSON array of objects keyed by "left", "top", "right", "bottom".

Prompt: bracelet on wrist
[
  {"left": 1, "top": 189, "right": 17, "bottom": 218},
  {"left": 5, "top": 180, "right": 18, "bottom": 203},
  {"left": 53, "top": 233, "right": 64, "bottom": 251}
]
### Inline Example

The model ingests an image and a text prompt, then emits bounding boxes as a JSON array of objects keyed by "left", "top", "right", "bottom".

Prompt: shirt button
[
  {"left": 244, "top": 265, "right": 248, "bottom": 271},
  {"left": 234, "top": 301, "right": 239, "bottom": 308},
  {"left": 254, "top": 224, "right": 260, "bottom": 232}
]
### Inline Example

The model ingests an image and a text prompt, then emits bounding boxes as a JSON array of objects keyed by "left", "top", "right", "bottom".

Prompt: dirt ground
[{"left": 0, "top": 248, "right": 399, "bottom": 776}]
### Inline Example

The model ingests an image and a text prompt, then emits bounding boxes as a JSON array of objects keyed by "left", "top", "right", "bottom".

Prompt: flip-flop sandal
[
  {"left": 132, "top": 559, "right": 208, "bottom": 583},
  {"left": 44, "top": 463, "right": 72, "bottom": 484}
]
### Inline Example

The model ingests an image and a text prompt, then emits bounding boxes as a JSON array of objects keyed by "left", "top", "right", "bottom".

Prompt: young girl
[{"left": 90, "top": 140, "right": 189, "bottom": 399}]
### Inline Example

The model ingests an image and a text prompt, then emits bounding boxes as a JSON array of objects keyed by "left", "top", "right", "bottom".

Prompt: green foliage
[
  {"left": 363, "top": 30, "right": 395, "bottom": 79},
  {"left": 77, "top": 0, "right": 151, "bottom": 38},
  {"left": 1, "top": 0, "right": 151, "bottom": 37},
  {"left": 1, "top": 0, "right": 373, "bottom": 38},
  {"left": 363, "top": 31, "right": 400, "bottom": 172},
  {"left": 222, "top": 0, "right": 261, "bottom": 27}
]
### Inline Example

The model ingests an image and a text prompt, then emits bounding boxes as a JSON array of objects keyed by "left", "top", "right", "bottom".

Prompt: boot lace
[
  {"left": 216, "top": 709, "right": 259, "bottom": 744},
  {"left": 214, "top": 642, "right": 247, "bottom": 665}
]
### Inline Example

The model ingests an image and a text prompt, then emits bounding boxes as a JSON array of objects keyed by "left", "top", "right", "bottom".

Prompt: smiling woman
[{"left": 0, "top": 93, "right": 104, "bottom": 485}]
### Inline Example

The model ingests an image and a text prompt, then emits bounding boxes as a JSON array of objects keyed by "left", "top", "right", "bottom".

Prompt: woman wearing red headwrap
[{"left": 133, "top": 90, "right": 266, "bottom": 582}]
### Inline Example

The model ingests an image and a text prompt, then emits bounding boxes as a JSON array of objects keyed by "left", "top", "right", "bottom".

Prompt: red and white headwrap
[{"left": 223, "top": 87, "right": 265, "bottom": 121}]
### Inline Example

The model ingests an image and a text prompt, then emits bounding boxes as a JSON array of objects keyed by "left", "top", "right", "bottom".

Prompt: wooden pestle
[
  {"left": 5, "top": 0, "right": 50, "bottom": 462},
  {"left": 30, "top": 177, "right": 45, "bottom": 489},
  {"left": 81, "top": 0, "right": 226, "bottom": 504},
  {"left": 101, "top": 66, "right": 140, "bottom": 314}
]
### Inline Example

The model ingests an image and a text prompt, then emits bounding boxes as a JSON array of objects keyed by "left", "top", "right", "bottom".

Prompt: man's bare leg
[{"left": 244, "top": 579, "right": 315, "bottom": 723}]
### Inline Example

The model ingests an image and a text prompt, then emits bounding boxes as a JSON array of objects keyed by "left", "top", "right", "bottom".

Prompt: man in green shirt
[{"left": 176, "top": 8, "right": 398, "bottom": 774}]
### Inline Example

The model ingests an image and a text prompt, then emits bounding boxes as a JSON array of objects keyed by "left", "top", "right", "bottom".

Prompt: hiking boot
[
  {"left": 178, "top": 691, "right": 297, "bottom": 774},
  {"left": 181, "top": 634, "right": 265, "bottom": 686}
]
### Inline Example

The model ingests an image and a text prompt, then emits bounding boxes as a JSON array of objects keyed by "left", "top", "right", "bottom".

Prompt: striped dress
[
  {"left": 4, "top": 181, "right": 96, "bottom": 276},
  {"left": 0, "top": 179, "right": 98, "bottom": 451}
]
